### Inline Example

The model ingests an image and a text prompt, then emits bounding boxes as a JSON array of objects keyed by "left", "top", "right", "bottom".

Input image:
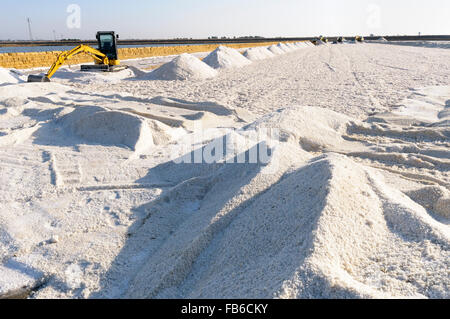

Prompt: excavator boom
[
  {"left": 28, "top": 44, "right": 110, "bottom": 82},
  {"left": 48, "top": 45, "right": 109, "bottom": 78}
]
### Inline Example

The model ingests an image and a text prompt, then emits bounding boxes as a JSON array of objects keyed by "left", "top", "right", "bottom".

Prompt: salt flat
[{"left": 0, "top": 42, "right": 448, "bottom": 299}]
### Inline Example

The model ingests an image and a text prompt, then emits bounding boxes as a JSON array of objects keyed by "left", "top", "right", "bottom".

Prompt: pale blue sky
[{"left": 1, "top": 0, "right": 449, "bottom": 40}]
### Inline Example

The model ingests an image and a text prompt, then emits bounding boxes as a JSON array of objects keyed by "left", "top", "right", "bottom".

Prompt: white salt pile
[
  {"left": 146, "top": 53, "right": 217, "bottom": 80},
  {"left": 285, "top": 43, "right": 298, "bottom": 50},
  {"left": 243, "top": 47, "right": 275, "bottom": 61},
  {"left": 203, "top": 46, "right": 252, "bottom": 69},
  {"left": 389, "top": 86, "right": 450, "bottom": 125},
  {"left": 276, "top": 43, "right": 293, "bottom": 52},
  {"left": 51, "top": 67, "right": 136, "bottom": 84},
  {"left": 0, "top": 97, "right": 29, "bottom": 117},
  {"left": 60, "top": 106, "right": 154, "bottom": 152},
  {"left": 268, "top": 44, "right": 285, "bottom": 55},
  {"left": 406, "top": 186, "right": 450, "bottom": 218},
  {"left": 245, "top": 106, "right": 356, "bottom": 153},
  {"left": 0, "top": 68, "right": 22, "bottom": 85},
  {"left": 123, "top": 105, "right": 450, "bottom": 299},
  {"left": 298, "top": 42, "right": 310, "bottom": 48}
]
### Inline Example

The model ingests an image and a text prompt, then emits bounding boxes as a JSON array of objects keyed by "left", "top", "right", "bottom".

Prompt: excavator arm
[
  {"left": 28, "top": 44, "right": 110, "bottom": 82},
  {"left": 46, "top": 45, "right": 110, "bottom": 79}
]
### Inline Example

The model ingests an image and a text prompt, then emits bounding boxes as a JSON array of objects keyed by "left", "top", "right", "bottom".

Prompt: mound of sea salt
[
  {"left": 243, "top": 47, "right": 275, "bottom": 61},
  {"left": 147, "top": 53, "right": 218, "bottom": 80},
  {"left": 203, "top": 46, "right": 252, "bottom": 69}
]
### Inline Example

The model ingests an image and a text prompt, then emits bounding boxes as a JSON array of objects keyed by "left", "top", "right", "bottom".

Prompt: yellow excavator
[{"left": 28, "top": 31, "right": 127, "bottom": 82}]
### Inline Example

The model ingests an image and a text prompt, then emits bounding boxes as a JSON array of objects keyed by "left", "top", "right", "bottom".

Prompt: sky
[{"left": 1, "top": 0, "right": 449, "bottom": 40}]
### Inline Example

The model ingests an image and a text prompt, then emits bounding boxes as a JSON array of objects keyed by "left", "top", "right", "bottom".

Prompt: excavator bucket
[{"left": 27, "top": 75, "right": 50, "bottom": 83}]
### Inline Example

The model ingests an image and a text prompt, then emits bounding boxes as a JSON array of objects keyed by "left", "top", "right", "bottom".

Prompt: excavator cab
[
  {"left": 81, "top": 31, "right": 121, "bottom": 71},
  {"left": 96, "top": 31, "right": 119, "bottom": 63}
]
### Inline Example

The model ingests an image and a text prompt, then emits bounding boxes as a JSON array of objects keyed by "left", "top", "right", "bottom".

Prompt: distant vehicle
[{"left": 312, "top": 37, "right": 328, "bottom": 45}]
